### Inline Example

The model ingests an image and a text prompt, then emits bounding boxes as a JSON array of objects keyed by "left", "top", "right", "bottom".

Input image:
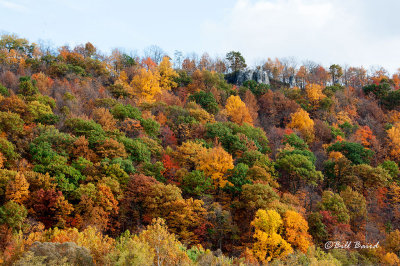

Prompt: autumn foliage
[{"left": 0, "top": 34, "right": 399, "bottom": 265}]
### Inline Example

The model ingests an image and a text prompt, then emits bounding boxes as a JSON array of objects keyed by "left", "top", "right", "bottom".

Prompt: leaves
[
  {"left": 251, "top": 209, "right": 293, "bottom": 262},
  {"left": 288, "top": 109, "right": 314, "bottom": 142},
  {"left": 224, "top": 95, "right": 253, "bottom": 125},
  {"left": 195, "top": 145, "right": 234, "bottom": 189}
]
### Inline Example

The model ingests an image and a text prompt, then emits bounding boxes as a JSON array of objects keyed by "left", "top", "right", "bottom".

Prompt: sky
[{"left": 0, "top": 0, "right": 399, "bottom": 73}]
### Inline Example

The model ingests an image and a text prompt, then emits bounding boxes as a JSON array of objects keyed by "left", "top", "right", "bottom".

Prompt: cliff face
[{"left": 226, "top": 69, "right": 270, "bottom": 85}]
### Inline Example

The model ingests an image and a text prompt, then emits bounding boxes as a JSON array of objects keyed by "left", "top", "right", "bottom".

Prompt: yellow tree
[
  {"left": 129, "top": 68, "right": 161, "bottom": 103},
  {"left": 0, "top": 152, "right": 4, "bottom": 169},
  {"left": 305, "top": 83, "right": 325, "bottom": 106},
  {"left": 251, "top": 209, "right": 292, "bottom": 263},
  {"left": 225, "top": 95, "right": 253, "bottom": 125},
  {"left": 6, "top": 172, "right": 29, "bottom": 204},
  {"left": 282, "top": 210, "right": 312, "bottom": 253},
  {"left": 195, "top": 146, "right": 234, "bottom": 189},
  {"left": 288, "top": 109, "right": 314, "bottom": 142},
  {"left": 387, "top": 123, "right": 400, "bottom": 162},
  {"left": 174, "top": 141, "right": 207, "bottom": 169},
  {"left": 158, "top": 56, "right": 178, "bottom": 91},
  {"left": 139, "top": 218, "right": 191, "bottom": 266}
]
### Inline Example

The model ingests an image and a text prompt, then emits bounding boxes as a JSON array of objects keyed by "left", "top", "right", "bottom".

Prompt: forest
[{"left": 0, "top": 34, "right": 400, "bottom": 265}]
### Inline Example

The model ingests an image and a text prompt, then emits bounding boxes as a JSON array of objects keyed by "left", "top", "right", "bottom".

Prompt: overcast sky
[{"left": 1, "top": 0, "right": 399, "bottom": 72}]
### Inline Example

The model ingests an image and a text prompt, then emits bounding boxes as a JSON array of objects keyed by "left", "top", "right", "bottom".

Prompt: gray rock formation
[
  {"left": 15, "top": 242, "right": 94, "bottom": 266},
  {"left": 228, "top": 69, "right": 270, "bottom": 86}
]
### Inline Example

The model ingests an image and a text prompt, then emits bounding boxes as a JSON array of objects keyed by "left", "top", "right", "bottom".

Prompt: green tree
[
  {"left": 318, "top": 191, "right": 350, "bottom": 224},
  {"left": 363, "top": 79, "right": 391, "bottom": 99},
  {"left": 379, "top": 160, "right": 400, "bottom": 181},
  {"left": 242, "top": 80, "right": 269, "bottom": 96},
  {"left": 327, "top": 141, "right": 374, "bottom": 165},
  {"left": 329, "top": 64, "right": 343, "bottom": 84},
  {"left": 182, "top": 170, "right": 213, "bottom": 197},
  {"left": 224, "top": 163, "right": 250, "bottom": 196},
  {"left": 226, "top": 51, "right": 247, "bottom": 72},
  {"left": 276, "top": 153, "right": 323, "bottom": 193},
  {"left": 0, "top": 200, "right": 27, "bottom": 231},
  {"left": 188, "top": 91, "right": 219, "bottom": 114},
  {"left": 340, "top": 187, "right": 366, "bottom": 227},
  {"left": 0, "top": 84, "right": 9, "bottom": 96},
  {"left": 18, "top": 76, "right": 39, "bottom": 96}
]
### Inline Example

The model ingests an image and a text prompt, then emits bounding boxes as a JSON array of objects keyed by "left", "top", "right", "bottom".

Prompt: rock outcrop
[
  {"left": 15, "top": 242, "right": 94, "bottom": 266},
  {"left": 226, "top": 69, "right": 270, "bottom": 86}
]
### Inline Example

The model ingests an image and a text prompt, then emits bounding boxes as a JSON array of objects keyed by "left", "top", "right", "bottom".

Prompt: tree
[
  {"left": 158, "top": 56, "right": 178, "bottom": 91},
  {"left": 0, "top": 84, "right": 10, "bottom": 97},
  {"left": 108, "top": 231, "right": 154, "bottom": 266},
  {"left": 195, "top": 145, "right": 234, "bottom": 189},
  {"left": 174, "top": 141, "right": 207, "bottom": 169},
  {"left": 276, "top": 153, "right": 323, "bottom": 193},
  {"left": 327, "top": 141, "right": 374, "bottom": 165},
  {"left": 224, "top": 163, "right": 250, "bottom": 196},
  {"left": 340, "top": 187, "right": 366, "bottom": 228},
  {"left": 129, "top": 68, "right": 161, "bottom": 103},
  {"left": 305, "top": 83, "right": 325, "bottom": 106},
  {"left": 0, "top": 111, "right": 24, "bottom": 136},
  {"left": 387, "top": 123, "right": 400, "bottom": 162},
  {"left": 139, "top": 218, "right": 191, "bottom": 266},
  {"left": 30, "top": 188, "right": 73, "bottom": 228},
  {"left": 181, "top": 170, "right": 213, "bottom": 197},
  {"left": 0, "top": 200, "right": 27, "bottom": 232},
  {"left": 143, "top": 45, "right": 165, "bottom": 65},
  {"left": 353, "top": 164, "right": 391, "bottom": 189},
  {"left": 96, "top": 138, "right": 127, "bottom": 159},
  {"left": 382, "top": 253, "right": 400, "bottom": 266},
  {"left": 241, "top": 183, "right": 279, "bottom": 212},
  {"left": 353, "top": 125, "right": 376, "bottom": 148},
  {"left": 318, "top": 191, "right": 350, "bottom": 224},
  {"left": 243, "top": 89, "right": 260, "bottom": 123},
  {"left": 77, "top": 183, "right": 119, "bottom": 232},
  {"left": 251, "top": 209, "right": 293, "bottom": 263},
  {"left": 18, "top": 76, "right": 38, "bottom": 96},
  {"left": 363, "top": 79, "right": 391, "bottom": 99},
  {"left": 282, "top": 210, "right": 312, "bottom": 253},
  {"left": 242, "top": 80, "right": 269, "bottom": 96},
  {"left": 379, "top": 160, "right": 399, "bottom": 181},
  {"left": 188, "top": 91, "right": 219, "bottom": 114},
  {"left": 224, "top": 95, "right": 253, "bottom": 125},
  {"left": 226, "top": 51, "right": 246, "bottom": 72},
  {"left": 385, "top": 229, "right": 400, "bottom": 255},
  {"left": 329, "top": 64, "right": 343, "bottom": 84},
  {"left": 92, "top": 108, "right": 117, "bottom": 131},
  {"left": 288, "top": 109, "right": 314, "bottom": 142},
  {"left": 5, "top": 172, "right": 29, "bottom": 204}
]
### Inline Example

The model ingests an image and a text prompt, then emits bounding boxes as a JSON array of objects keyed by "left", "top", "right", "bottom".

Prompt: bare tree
[
  {"left": 173, "top": 50, "right": 183, "bottom": 69},
  {"left": 144, "top": 45, "right": 166, "bottom": 64}
]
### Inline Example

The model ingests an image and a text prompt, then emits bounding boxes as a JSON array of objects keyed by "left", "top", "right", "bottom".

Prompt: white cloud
[{"left": 201, "top": 0, "right": 400, "bottom": 73}]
